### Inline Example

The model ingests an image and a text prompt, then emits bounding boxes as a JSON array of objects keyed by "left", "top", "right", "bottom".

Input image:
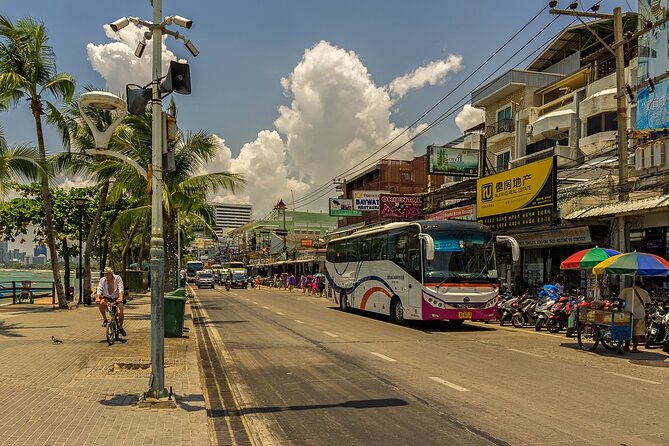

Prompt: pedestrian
[
  {"left": 620, "top": 285, "right": 651, "bottom": 353},
  {"left": 288, "top": 274, "right": 296, "bottom": 292},
  {"left": 300, "top": 275, "right": 307, "bottom": 293},
  {"left": 255, "top": 276, "right": 261, "bottom": 289},
  {"left": 318, "top": 277, "right": 325, "bottom": 297},
  {"left": 311, "top": 277, "right": 318, "bottom": 295}
]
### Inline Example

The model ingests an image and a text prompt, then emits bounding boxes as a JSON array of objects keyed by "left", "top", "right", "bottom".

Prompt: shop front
[{"left": 506, "top": 225, "right": 610, "bottom": 294}]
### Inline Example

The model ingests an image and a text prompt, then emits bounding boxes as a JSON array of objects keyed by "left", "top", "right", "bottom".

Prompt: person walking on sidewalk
[{"left": 96, "top": 267, "right": 127, "bottom": 337}]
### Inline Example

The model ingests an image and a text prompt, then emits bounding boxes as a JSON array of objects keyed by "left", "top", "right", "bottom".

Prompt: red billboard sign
[
  {"left": 379, "top": 194, "right": 424, "bottom": 219},
  {"left": 300, "top": 238, "right": 314, "bottom": 247}
]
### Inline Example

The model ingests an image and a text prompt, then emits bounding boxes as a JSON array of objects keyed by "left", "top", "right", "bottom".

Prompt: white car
[{"left": 196, "top": 270, "right": 214, "bottom": 289}]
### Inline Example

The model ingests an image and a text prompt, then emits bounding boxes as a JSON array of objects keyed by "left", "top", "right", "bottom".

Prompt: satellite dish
[{"left": 542, "top": 126, "right": 568, "bottom": 140}]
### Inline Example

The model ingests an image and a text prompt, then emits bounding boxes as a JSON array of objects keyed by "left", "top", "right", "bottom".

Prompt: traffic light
[{"left": 125, "top": 61, "right": 192, "bottom": 115}]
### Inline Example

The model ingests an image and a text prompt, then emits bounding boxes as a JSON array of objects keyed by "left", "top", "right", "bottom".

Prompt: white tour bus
[{"left": 325, "top": 220, "right": 519, "bottom": 324}]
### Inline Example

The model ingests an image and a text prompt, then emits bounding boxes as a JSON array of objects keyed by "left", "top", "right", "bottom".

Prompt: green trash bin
[{"left": 164, "top": 293, "right": 187, "bottom": 337}]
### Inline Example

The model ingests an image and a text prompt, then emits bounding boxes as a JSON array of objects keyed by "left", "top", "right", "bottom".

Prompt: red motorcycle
[{"left": 546, "top": 296, "right": 569, "bottom": 333}]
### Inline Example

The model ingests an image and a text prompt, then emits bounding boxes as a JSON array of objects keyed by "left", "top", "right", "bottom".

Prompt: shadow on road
[
  {"left": 99, "top": 393, "right": 140, "bottom": 406},
  {"left": 209, "top": 398, "right": 408, "bottom": 418}
]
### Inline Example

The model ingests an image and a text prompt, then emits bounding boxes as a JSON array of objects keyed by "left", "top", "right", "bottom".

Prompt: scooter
[
  {"left": 546, "top": 297, "right": 569, "bottom": 333},
  {"left": 225, "top": 278, "right": 231, "bottom": 291},
  {"left": 511, "top": 295, "right": 540, "bottom": 328},
  {"left": 534, "top": 296, "right": 557, "bottom": 331},
  {"left": 498, "top": 293, "right": 520, "bottom": 326}
]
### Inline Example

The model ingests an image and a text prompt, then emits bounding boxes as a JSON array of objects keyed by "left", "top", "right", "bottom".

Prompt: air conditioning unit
[
  {"left": 628, "top": 153, "right": 635, "bottom": 165},
  {"left": 525, "top": 124, "right": 533, "bottom": 135}
]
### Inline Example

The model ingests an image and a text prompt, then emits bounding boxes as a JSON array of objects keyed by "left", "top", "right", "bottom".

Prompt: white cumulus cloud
[
  {"left": 455, "top": 103, "right": 485, "bottom": 133},
  {"left": 86, "top": 23, "right": 181, "bottom": 98},
  {"left": 86, "top": 33, "right": 466, "bottom": 217},
  {"left": 388, "top": 55, "right": 463, "bottom": 98}
]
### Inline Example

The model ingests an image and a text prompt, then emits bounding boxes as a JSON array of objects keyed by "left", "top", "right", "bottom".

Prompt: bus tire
[
  {"left": 339, "top": 292, "right": 349, "bottom": 312},
  {"left": 391, "top": 298, "right": 405, "bottom": 325}
]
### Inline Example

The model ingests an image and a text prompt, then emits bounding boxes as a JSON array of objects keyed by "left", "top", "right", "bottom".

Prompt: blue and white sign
[{"left": 353, "top": 190, "right": 387, "bottom": 211}]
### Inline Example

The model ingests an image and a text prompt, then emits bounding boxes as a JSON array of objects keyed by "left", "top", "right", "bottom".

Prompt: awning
[{"left": 564, "top": 195, "right": 669, "bottom": 219}]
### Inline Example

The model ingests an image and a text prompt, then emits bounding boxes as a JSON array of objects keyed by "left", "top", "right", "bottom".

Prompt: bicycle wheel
[
  {"left": 600, "top": 338, "right": 617, "bottom": 351},
  {"left": 106, "top": 321, "right": 116, "bottom": 346},
  {"left": 577, "top": 323, "right": 599, "bottom": 352}
]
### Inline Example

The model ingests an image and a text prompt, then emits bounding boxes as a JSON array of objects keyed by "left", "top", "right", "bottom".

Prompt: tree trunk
[
  {"left": 137, "top": 214, "right": 149, "bottom": 267},
  {"left": 164, "top": 212, "right": 178, "bottom": 292},
  {"left": 101, "top": 200, "right": 122, "bottom": 275},
  {"left": 32, "top": 101, "right": 65, "bottom": 308},
  {"left": 63, "top": 238, "right": 71, "bottom": 298},
  {"left": 84, "top": 181, "right": 109, "bottom": 302},
  {"left": 121, "top": 220, "right": 140, "bottom": 281}
]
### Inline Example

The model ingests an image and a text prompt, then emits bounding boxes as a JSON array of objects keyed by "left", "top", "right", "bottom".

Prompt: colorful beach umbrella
[
  {"left": 560, "top": 247, "right": 621, "bottom": 270},
  {"left": 592, "top": 251, "right": 669, "bottom": 276}
]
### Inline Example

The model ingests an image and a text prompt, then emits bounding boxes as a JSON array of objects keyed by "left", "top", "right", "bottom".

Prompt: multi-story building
[
  {"left": 0, "top": 241, "right": 8, "bottom": 264},
  {"left": 211, "top": 203, "right": 252, "bottom": 237}
]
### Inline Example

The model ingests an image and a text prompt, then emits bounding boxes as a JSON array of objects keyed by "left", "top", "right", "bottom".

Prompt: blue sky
[{"left": 1, "top": 0, "right": 636, "bottom": 216}]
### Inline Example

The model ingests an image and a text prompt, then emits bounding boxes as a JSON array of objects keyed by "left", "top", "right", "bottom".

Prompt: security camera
[
  {"left": 184, "top": 39, "right": 199, "bottom": 57},
  {"left": 172, "top": 15, "right": 192, "bottom": 29},
  {"left": 109, "top": 17, "right": 129, "bottom": 32}
]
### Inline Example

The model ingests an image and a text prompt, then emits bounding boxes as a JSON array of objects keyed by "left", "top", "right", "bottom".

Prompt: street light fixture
[{"left": 74, "top": 198, "right": 88, "bottom": 305}]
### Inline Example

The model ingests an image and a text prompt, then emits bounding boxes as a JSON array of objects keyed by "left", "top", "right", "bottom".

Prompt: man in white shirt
[
  {"left": 95, "top": 267, "right": 126, "bottom": 337},
  {"left": 619, "top": 286, "right": 651, "bottom": 352}
]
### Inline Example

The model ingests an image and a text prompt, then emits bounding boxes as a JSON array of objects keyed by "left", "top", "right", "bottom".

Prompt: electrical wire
[{"left": 290, "top": 3, "right": 554, "bottom": 206}]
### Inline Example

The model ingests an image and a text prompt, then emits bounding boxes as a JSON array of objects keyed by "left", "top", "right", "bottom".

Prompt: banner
[
  {"left": 637, "top": 0, "right": 669, "bottom": 130},
  {"left": 425, "top": 204, "right": 476, "bottom": 221},
  {"left": 512, "top": 227, "right": 591, "bottom": 248},
  {"left": 300, "top": 238, "right": 314, "bottom": 247},
  {"left": 329, "top": 198, "right": 362, "bottom": 217},
  {"left": 379, "top": 194, "right": 424, "bottom": 219},
  {"left": 427, "top": 145, "right": 479, "bottom": 177},
  {"left": 353, "top": 190, "right": 386, "bottom": 211},
  {"left": 476, "top": 157, "right": 556, "bottom": 230}
]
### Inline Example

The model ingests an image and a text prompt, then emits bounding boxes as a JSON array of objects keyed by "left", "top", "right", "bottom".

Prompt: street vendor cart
[{"left": 576, "top": 307, "right": 632, "bottom": 355}]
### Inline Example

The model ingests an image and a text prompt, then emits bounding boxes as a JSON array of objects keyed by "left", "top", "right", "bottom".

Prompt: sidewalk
[{"left": 0, "top": 293, "right": 210, "bottom": 446}]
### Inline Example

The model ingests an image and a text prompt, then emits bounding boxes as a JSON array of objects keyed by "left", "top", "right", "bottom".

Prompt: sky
[{"left": 1, "top": 0, "right": 637, "bottom": 218}]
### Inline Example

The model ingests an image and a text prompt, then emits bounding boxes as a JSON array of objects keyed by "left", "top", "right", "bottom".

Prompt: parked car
[{"left": 196, "top": 270, "right": 215, "bottom": 289}]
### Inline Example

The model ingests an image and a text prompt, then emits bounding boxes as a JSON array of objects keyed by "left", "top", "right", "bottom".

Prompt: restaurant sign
[
  {"left": 512, "top": 227, "right": 592, "bottom": 248},
  {"left": 379, "top": 194, "right": 424, "bottom": 219}
]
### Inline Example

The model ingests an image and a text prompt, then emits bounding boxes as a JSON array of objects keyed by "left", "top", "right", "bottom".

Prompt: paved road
[{"left": 194, "top": 286, "right": 669, "bottom": 446}]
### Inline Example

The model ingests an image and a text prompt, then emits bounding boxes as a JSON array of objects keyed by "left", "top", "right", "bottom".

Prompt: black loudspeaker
[
  {"left": 126, "top": 84, "right": 151, "bottom": 115},
  {"left": 161, "top": 61, "right": 191, "bottom": 95}
]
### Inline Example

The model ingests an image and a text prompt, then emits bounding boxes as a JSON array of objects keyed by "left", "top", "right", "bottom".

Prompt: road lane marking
[
  {"left": 322, "top": 331, "right": 339, "bottom": 338},
  {"left": 253, "top": 302, "right": 259, "bottom": 305},
  {"left": 508, "top": 348, "right": 544, "bottom": 358},
  {"left": 263, "top": 306, "right": 270, "bottom": 309},
  {"left": 370, "top": 352, "right": 397, "bottom": 362},
  {"left": 485, "top": 323, "right": 566, "bottom": 340},
  {"left": 294, "top": 320, "right": 304, "bottom": 324},
  {"left": 605, "top": 372, "right": 661, "bottom": 385},
  {"left": 276, "top": 312, "right": 285, "bottom": 315},
  {"left": 430, "top": 376, "right": 469, "bottom": 392}
]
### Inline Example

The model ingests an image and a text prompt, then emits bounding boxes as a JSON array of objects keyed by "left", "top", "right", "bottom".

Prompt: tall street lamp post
[
  {"left": 74, "top": 198, "right": 87, "bottom": 305},
  {"left": 274, "top": 199, "right": 287, "bottom": 260}
]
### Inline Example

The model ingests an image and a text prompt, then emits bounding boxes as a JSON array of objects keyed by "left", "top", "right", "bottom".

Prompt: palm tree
[
  {"left": 0, "top": 15, "right": 75, "bottom": 307},
  {"left": 0, "top": 127, "right": 42, "bottom": 197}
]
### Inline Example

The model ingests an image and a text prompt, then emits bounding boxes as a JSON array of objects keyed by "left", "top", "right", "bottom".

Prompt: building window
[
  {"left": 586, "top": 112, "right": 617, "bottom": 136},
  {"left": 497, "top": 106, "right": 512, "bottom": 122},
  {"left": 400, "top": 170, "right": 413, "bottom": 182},
  {"left": 496, "top": 150, "right": 510, "bottom": 171}
]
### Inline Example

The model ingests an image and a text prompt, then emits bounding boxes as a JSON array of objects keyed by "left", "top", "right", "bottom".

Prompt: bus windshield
[
  {"left": 423, "top": 230, "right": 496, "bottom": 283},
  {"left": 186, "top": 261, "right": 204, "bottom": 276}
]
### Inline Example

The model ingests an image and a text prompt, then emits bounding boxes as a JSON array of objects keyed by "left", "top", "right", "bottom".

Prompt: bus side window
[
  {"left": 388, "top": 229, "right": 407, "bottom": 269},
  {"left": 407, "top": 227, "right": 421, "bottom": 281},
  {"left": 370, "top": 234, "right": 386, "bottom": 260}
]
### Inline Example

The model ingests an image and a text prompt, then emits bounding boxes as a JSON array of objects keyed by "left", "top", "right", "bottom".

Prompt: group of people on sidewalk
[{"left": 259, "top": 273, "right": 326, "bottom": 296}]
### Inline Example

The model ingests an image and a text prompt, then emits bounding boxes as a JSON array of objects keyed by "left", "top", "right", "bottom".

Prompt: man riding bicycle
[{"left": 96, "top": 267, "right": 126, "bottom": 337}]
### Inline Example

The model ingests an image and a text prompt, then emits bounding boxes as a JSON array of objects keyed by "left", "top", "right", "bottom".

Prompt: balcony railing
[{"left": 485, "top": 118, "right": 514, "bottom": 138}]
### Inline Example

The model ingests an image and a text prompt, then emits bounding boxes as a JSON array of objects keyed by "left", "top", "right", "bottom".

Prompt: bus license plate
[{"left": 458, "top": 311, "right": 472, "bottom": 319}]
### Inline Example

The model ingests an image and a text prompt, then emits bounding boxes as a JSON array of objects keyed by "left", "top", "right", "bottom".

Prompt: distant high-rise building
[
  {"left": 0, "top": 241, "right": 8, "bottom": 264},
  {"left": 34, "top": 244, "right": 47, "bottom": 257},
  {"left": 212, "top": 203, "right": 252, "bottom": 236}
]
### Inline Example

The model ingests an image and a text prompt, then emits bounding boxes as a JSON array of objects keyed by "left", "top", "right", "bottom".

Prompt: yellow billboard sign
[{"left": 476, "top": 157, "right": 556, "bottom": 230}]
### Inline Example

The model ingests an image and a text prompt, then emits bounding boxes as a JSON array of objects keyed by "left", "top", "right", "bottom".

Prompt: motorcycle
[
  {"left": 546, "top": 296, "right": 569, "bottom": 333},
  {"left": 534, "top": 296, "right": 557, "bottom": 331},
  {"left": 225, "top": 278, "right": 231, "bottom": 291},
  {"left": 645, "top": 302, "right": 667, "bottom": 349},
  {"left": 498, "top": 292, "right": 520, "bottom": 326},
  {"left": 511, "top": 295, "right": 540, "bottom": 328}
]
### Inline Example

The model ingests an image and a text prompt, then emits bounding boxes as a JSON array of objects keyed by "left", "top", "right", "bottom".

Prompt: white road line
[
  {"left": 508, "top": 348, "right": 545, "bottom": 358},
  {"left": 605, "top": 372, "right": 661, "bottom": 385},
  {"left": 263, "top": 306, "right": 270, "bottom": 309},
  {"left": 276, "top": 312, "right": 285, "bottom": 315},
  {"left": 253, "top": 302, "right": 259, "bottom": 305},
  {"left": 489, "top": 323, "right": 566, "bottom": 340},
  {"left": 294, "top": 320, "right": 304, "bottom": 324},
  {"left": 322, "top": 331, "right": 339, "bottom": 338},
  {"left": 430, "top": 376, "right": 469, "bottom": 392},
  {"left": 370, "top": 352, "right": 397, "bottom": 362}
]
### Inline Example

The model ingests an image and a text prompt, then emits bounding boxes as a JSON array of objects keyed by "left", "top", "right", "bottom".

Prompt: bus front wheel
[
  {"left": 391, "top": 298, "right": 405, "bottom": 325},
  {"left": 339, "top": 292, "right": 349, "bottom": 312}
]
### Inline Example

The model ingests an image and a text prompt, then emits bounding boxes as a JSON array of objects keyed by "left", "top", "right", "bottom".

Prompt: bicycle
[{"left": 105, "top": 299, "right": 121, "bottom": 346}]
